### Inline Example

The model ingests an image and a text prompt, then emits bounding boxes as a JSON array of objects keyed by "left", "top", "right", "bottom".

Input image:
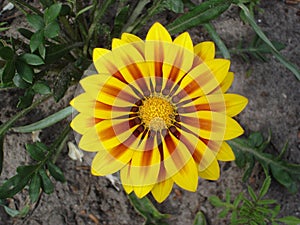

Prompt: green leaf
[
  {"left": 29, "top": 173, "right": 41, "bottom": 203},
  {"left": 259, "top": 176, "right": 271, "bottom": 198},
  {"left": 256, "top": 199, "right": 277, "bottom": 205},
  {"left": 25, "top": 142, "right": 47, "bottom": 161},
  {"left": 208, "top": 195, "right": 225, "bottom": 207},
  {"left": 19, "top": 53, "right": 44, "bottom": 66},
  {"left": 18, "top": 28, "right": 34, "bottom": 40},
  {"left": 39, "top": 0, "right": 54, "bottom": 8},
  {"left": 13, "top": 74, "right": 30, "bottom": 88},
  {"left": 233, "top": 192, "right": 243, "bottom": 208},
  {"left": 39, "top": 169, "right": 54, "bottom": 194},
  {"left": 0, "top": 165, "right": 37, "bottom": 198},
  {"left": 164, "top": 0, "right": 184, "bottom": 13},
  {"left": 248, "top": 132, "right": 264, "bottom": 147},
  {"left": 45, "top": 42, "right": 82, "bottom": 64},
  {"left": 16, "top": 60, "right": 34, "bottom": 83},
  {"left": 193, "top": 211, "right": 208, "bottom": 225},
  {"left": 44, "top": 3, "right": 62, "bottom": 24},
  {"left": 219, "top": 208, "right": 230, "bottom": 218},
  {"left": 75, "top": 4, "right": 94, "bottom": 18},
  {"left": 39, "top": 44, "right": 46, "bottom": 59},
  {"left": 112, "top": 5, "right": 129, "bottom": 38},
  {"left": 47, "top": 161, "right": 66, "bottom": 182},
  {"left": 0, "top": 46, "right": 14, "bottom": 60},
  {"left": 247, "top": 185, "right": 257, "bottom": 201},
  {"left": 167, "top": 0, "right": 231, "bottom": 35},
  {"left": 276, "top": 216, "right": 300, "bottom": 225},
  {"left": 12, "top": 106, "right": 72, "bottom": 133},
  {"left": 270, "top": 164, "right": 297, "bottom": 193},
  {"left": 32, "top": 81, "right": 51, "bottom": 94},
  {"left": 30, "top": 30, "right": 44, "bottom": 52},
  {"left": 203, "top": 22, "right": 230, "bottom": 59},
  {"left": 26, "top": 14, "right": 45, "bottom": 30},
  {"left": 2, "top": 60, "right": 16, "bottom": 83},
  {"left": 44, "top": 21, "right": 60, "bottom": 38},
  {"left": 237, "top": 3, "right": 300, "bottom": 80},
  {"left": 128, "top": 193, "right": 169, "bottom": 224},
  {"left": 17, "top": 89, "right": 35, "bottom": 109}
]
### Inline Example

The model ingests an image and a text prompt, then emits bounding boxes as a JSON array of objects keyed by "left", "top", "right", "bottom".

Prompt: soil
[{"left": 0, "top": 1, "right": 300, "bottom": 225}]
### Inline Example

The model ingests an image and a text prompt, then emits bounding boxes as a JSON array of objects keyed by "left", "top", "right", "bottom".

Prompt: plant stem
[
  {"left": 203, "top": 22, "right": 230, "bottom": 59},
  {"left": 9, "top": 0, "right": 43, "bottom": 16},
  {"left": 83, "top": 0, "right": 114, "bottom": 56},
  {"left": 51, "top": 125, "right": 71, "bottom": 163},
  {"left": 0, "top": 95, "right": 51, "bottom": 136}
]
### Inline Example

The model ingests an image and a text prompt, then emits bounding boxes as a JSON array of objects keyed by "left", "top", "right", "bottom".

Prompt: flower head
[{"left": 70, "top": 23, "right": 248, "bottom": 202}]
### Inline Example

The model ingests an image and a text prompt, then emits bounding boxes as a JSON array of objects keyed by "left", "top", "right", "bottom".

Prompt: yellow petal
[
  {"left": 79, "top": 74, "right": 109, "bottom": 99},
  {"left": 180, "top": 111, "right": 244, "bottom": 140},
  {"left": 205, "top": 59, "right": 230, "bottom": 84},
  {"left": 216, "top": 141, "right": 235, "bottom": 161},
  {"left": 198, "top": 158, "right": 220, "bottom": 180},
  {"left": 111, "top": 38, "right": 124, "bottom": 49},
  {"left": 70, "top": 113, "right": 101, "bottom": 135},
  {"left": 172, "top": 157, "right": 198, "bottom": 191},
  {"left": 162, "top": 131, "right": 198, "bottom": 191},
  {"left": 220, "top": 72, "right": 234, "bottom": 93},
  {"left": 194, "top": 41, "right": 215, "bottom": 61},
  {"left": 162, "top": 33, "right": 194, "bottom": 92},
  {"left": 78, "top": 125, "right": 102, "bottom": 152},
  {"left": 121, "top": 33, "right": 144, "bottom": 55},
  {"left": 130, "top": 148, "right": 161, "bottom": 186},
  {"left": 91, "top": 145, "right": 133, "bottom": 176},
  {"left": 224, "top": 94, "right": 248, "bottom": 117},
  {"left": 146, "top": 22, "right": 172, "bottom": 42},
  {"left": 93, "top": 48, "right": 110, "bottom": 62},
  {"left": 133, "top": 185, "right": 154, "bottom": 198},
  {"left": 151, "top": 178, "right": 174, "bottom": 203}
]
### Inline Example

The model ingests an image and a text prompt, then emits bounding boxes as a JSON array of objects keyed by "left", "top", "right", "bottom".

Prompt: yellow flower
[{"left": 70, "top": 22, "right": 248, "bottom": 203}]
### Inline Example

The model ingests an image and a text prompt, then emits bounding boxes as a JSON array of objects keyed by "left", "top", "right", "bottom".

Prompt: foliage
[
  {"left": 209, "top": 176, "right": 300, "bottom": 225},
  {"left": 229, "top": 132, "right": 300, "bottom": 193},
  {"left": 0, "top": 0, "right": 299, "bottom": 221}
]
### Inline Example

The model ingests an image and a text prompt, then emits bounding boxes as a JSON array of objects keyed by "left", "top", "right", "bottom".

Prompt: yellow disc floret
[{"left": 139, "top": 96, "right": 175, "bottom": 131}]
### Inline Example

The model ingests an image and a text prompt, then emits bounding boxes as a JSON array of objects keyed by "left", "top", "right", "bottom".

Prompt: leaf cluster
[
  {"left": 209, "top": 176, "right": 300, "bottom": 225},
  {"left": 0, "top": 142, "right": 65, "bottom": 203},
  {"left": 229, "top": 132, "right": 300, "bottom": 193}
]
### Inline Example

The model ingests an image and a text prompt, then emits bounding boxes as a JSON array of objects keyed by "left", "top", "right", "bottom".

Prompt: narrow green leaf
[
  {"left": 15, "top": 60, "right": 34, "bottom": 84},
  {"left": 45, "top": 42, "right": 82, "bottom": 64},
  {"left": 219, "top": 208, "right": 230, "bottom": 218},
  {"left": 167, "top": 0, "right": 231, "bottom": 35},
  {"left": 208, "top": 195, "right": 225, "bottom": 207},
  {"left": 47, "top": 161, "right": 65, "bottom": 182},
  {"left": 276, "top": 216, "right": 300, "bottom": 225},
  {"left": 164, "top": 0, "right": 184, "bottom": 13},
  {"left": 25, "top": 143, "right": 47, "bottom": 161},
  {"left": 29, "top": 173, "right": 41, "bottom": 202},
  {"left": 238, "top": 3, "right": 300, "bottom": 80},
  {"left": 247, "top": 185, "right": 257, "bottom": 201},
  {"left": 225, "top": 189, "right": 231, "bottom": 203},
  {"left": 256, "top": 199, "right": 277, "bottom": 205},
  {"left": 203, "top": 22, "right": 230, "bottom": 59},
  {"left": 39, "top": 169, "right": 54, "bottom": 194},
  {"left": 259, "top": 176, "right": 271, "bottom": 198},
  {"left": 0, "top": 46, "right": 14, "bottom": 60},
  {"left": 39, "top": 0, "right": 53, "bottom": 8},
  {"left": 12, "top": 106, "right": 72, "bottom": 133},
  {"left": 193, "top": 211, "right": 208, "bottom": 225},
  {"left": 128, "top": 193, "right": 169, "bottom": 224},
  {"left": 32, "top": 81, "right": 51, "bottom": 94},
  {"left": 44, "top": 21, "right": 60, "bottom": 38},
  {"left": 75, "top": 4, "right": 94, "bottom": 18},
  {"left": 3, "top": 206, "right": 21, "bottom": 217},
  {"left": 44, "top": 3, "right": 62, "bottom": 24},
  {"left": 19, "top": 53, "right": 44, "bottom": 66},
  {"left": 233, "top": 192, "right": 243, "bottom": 208},
  {"left": 112, "top": 6, "right": 129, "bottom": 37},
  {"left": 26, "top": 14, "right": 45, "bottom": 30},
  {"left": 30, "top": 30, "right": 44, "bottom": 52}
]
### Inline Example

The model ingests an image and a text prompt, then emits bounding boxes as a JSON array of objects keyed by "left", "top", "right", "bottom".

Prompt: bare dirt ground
[{"left": 0, "top": 1, "right": 299, "bottom": 224}]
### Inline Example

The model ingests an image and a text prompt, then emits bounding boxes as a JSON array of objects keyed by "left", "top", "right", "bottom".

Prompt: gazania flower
[{"left": 70, "top": 23, "right": 248, "bottom": 203}]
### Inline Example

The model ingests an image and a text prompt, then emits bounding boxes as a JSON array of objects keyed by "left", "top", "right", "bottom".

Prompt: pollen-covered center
[{"left": 139, "top": 96, "right": 175, "bottom": 131}]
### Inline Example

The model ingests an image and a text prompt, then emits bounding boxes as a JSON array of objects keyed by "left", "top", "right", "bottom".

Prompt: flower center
[{"left": 139, "top": 96, "right": 175, "bottom": 131}]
